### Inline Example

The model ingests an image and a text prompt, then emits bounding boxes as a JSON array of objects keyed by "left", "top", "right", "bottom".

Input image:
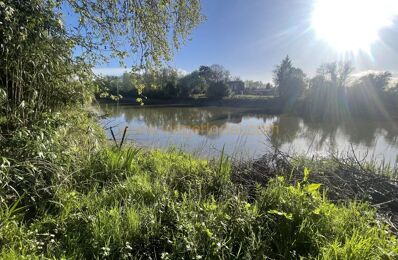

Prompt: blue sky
[{"left": 92, "top": 0, "right": 398, "bottom": 82}]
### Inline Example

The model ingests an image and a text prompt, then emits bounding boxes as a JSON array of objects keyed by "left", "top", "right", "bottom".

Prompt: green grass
[
  {"left": 227, "top": 94, "right": 274, "bottom": 100},
  {"left": 1, "top": 112, "right": 398, "bottom": 259}
]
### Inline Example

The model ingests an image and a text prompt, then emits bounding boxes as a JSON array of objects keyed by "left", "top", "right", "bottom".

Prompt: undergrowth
[{"left": 0, "top": 112, "right": 397, "bottom": 259}]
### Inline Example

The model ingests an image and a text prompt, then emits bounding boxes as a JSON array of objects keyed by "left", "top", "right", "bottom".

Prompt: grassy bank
[
  {"left": 1, "top": 110, "right": 398, "bottom": 259},
  {"left": 99, "top": 95, "right": 283, "bottom": 113}
]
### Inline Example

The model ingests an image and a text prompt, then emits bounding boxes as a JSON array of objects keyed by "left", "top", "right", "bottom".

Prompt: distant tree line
[
  {"left": 272, "top": 56, "right": 398, "bottom": 119},
  {"left": 244, "top": 80, "right": 272, "bottom": 89},
  {"left": 97, "top": 56, "right": 398, "bottom": 119},
  {"left": 97, "top": 64, "right": 240, "bottom": 100}
]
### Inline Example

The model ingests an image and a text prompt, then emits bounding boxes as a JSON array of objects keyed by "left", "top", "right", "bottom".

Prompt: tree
[
  {"left": 316, "top": 61, "right": 354, "bottom": 89},
  {"left": 0, "top": 0, "right": 94, "bottom": 126},
  {"left": 59, "top": 0, "right": 204, "bottom": 68},
  {"left": 120, "top": 73, "right": 136, "bottom": 94},
  {"left": 310, "top": 75, "right": 333, "bottom": 90},
  {"left": 178, "top": 71, "right": 207, "bottom": 97},
  {"left": 198, "top": 66, "right": 212, "bottom": 80},
  {"left": 244, "top": 80, "right": 267, "bottom": 88},
  {"left": 305, "top": 61, "right": 354, "bottom": 120},
  {"left": 356, "top": 71, "right": 392, "bottom": 92},
  {"left": 337, "top": 61, "right": 354, "bottom": 89},
  {"left": 96, "top": 76, "right": 124, "bottom": 100},
  {"left": 206, "top": 81, "right": 229, "bottom": 99},
  {"left": 199, "top": 64, "right": 230, "bottom": 84},
  {"left": 273, "top": 56, "right": 293, "bottom": 98},
  {"left": 164, "top": 81, "right": 178, "bottom": 97},
  {"left": 0, "top": 0, "right": 203, "bottom": 127},
  {"left": 273, "top": 56, "right": 306, "bottom": 100},
  {"left": 209, "top": 64, "right": 230, "bottom": 82}
]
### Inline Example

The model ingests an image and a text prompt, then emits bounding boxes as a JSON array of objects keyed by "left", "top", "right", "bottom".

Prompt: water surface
[{"left": 100, "top": 104, "right": 398, "bottom": 166}]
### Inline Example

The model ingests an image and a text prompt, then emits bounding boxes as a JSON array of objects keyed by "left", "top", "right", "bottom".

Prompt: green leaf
[
  {"left": 303, "top": 167, "right": 310, "bottom": 182},
  {"left": 205, "top": 228, "right": 213, "bottom": 237},
  {"left": 268, "top": 210, "right": 293, "bottom": 220},
  {"left": 307, "top": 183, "right": 321, "bottom": 193}
]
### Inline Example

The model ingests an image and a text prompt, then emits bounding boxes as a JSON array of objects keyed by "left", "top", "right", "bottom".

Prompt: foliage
[
  {"left": 343, "top": 71, "right": 394, "bottom": 118},
  {"left": 354, "top": 71, "right": 392, "bottom": 92},
  {"left": 1, "top": 142, "right": 397, "bottom": 258},
  {"left": 273, "top": 56, "right": 307, "bottom": 101},
  {"left": 316, "top": 61, "right": 354, "bottom": 89},
  {"left": 177, "top": 70, "right": 207, "bottom": 97},
  {"left": 228, "top": 94, "right": 274, "bottom": 100},
  {"left": 0, "top": 0, "right": 203, "bottom": 127},
  {"left": 97, "top": 64, "right": 234, "bottom": 100},
  {"left": 0, "top": 0, "right": 95, "bottom": 128},
  {"left": 1, "top": 0, "right": 398, "bottom": 258},
  {"left": 206, "top": 81, "right": 230, "bottom": 99},
  {"left": 244, "top": 80, "right": 267, "bottom": 88},
  {"left": 0, "top": 110, "right": 104, "bottom": 216},
  {"left": 199, "top": 64, "right": 230, "bottom": 83},
  {"left": 60, "top": 0, "right": 203, "bottom": 67},
  {"left": 301, "top": 61, "right": 397, "bottom": 120}
]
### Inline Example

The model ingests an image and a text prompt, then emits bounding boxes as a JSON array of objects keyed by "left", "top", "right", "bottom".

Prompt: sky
[{"left": 93, "top": 0, "right": 398, "bottom": 82}]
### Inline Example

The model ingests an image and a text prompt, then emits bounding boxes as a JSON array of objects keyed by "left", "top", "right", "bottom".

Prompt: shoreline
[
  {"left": 97, "top": 96, "right": 398, "bottom": 121},
  {"left": 97, "top": 96, "right": 284, "bottom": 113}
]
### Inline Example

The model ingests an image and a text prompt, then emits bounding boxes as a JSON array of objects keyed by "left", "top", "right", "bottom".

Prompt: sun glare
[{"left": 311, "top": 0, "right": 398, "bottom": 52}]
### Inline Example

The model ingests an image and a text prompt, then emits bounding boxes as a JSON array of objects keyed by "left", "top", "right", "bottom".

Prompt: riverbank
[
  {"left": 1, "top": 110, "right": 398, "bottom": 258},
  {"left": 99, "top": 95, "right": 284, "bottom": 113},
  {"left": 98, "top": 94, "right": 398, "bottom": 121}
]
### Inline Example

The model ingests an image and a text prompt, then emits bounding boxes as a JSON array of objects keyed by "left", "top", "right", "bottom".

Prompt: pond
[{"left": 99, "top": 104, "right": 398, "bottom": 166}]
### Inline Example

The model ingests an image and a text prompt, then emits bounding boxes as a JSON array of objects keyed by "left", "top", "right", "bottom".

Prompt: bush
[
  {"left": 206, "top": 81, "right": 230, "bottom": 99},
  {"left": 0, "top": 110, "right": 104, "bottom": 215}
]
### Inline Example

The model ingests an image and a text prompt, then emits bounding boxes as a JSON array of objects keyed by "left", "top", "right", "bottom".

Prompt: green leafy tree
[
  {"left": 244, "top": 80, "right": 267, "bottom": 88},
  {"left": 305, "top": 61, "right": 354, "bottom": 120},
  {"left": 316, "top": 61, "right": 354, "bottom": 89},
  {"left": 120, "top": 73, "right": 135, "bottom": 94},
  {"left": 178, "top": 71, "right": 207, "bottom": 97},
  {"left": 96, "top": 76, "right": 124, "bottom": 100},
  {"left": 207, "top": 81, "right": 229, "bottom": 99},
  {"left": 273, "top": 56, "right": 306, "bottom": 101},
  {"left": 199, "top": 64, "right": 230, "bottom": 84},
  {"left": 198, "top": 66, "right": 212, "bottom": 80},
  {"left": 0, "top": 0, "right": 203, "bottom": 127},
  {"left": 0, "top": 0, "right": 94, "bottom": 127},
  {"left": 273, "top": 56, "right": 293, "bottom": 98},
  {"left": 164, "top": 81, "right": 178, "bottom": 97},
  {"left": 356, "top": 71, "right": 392, "bottom": 92},
  {"left": 59, "top": 0, "right": 204, "bottom": 67}
]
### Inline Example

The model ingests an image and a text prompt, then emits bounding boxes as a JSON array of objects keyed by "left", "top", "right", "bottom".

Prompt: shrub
[
  {"left": 206, "top": 81, "right": 230, "bottom": 99},
  {"left": 0, "top": 110, "right": 103, "bottom": 215}
]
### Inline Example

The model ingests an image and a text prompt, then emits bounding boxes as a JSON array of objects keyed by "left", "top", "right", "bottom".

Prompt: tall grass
[{"left": 1, "top": 112, "right": 397, "bottom": 259}]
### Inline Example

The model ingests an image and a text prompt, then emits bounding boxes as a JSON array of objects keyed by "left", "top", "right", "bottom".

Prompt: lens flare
[{"left": 311, "top": 0, "right": 398, "bottom": 52}]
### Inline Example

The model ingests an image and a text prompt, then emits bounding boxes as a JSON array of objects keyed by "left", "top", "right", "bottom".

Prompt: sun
[{"left": 311, "top": 0, "right": 398, "bottom": 52}]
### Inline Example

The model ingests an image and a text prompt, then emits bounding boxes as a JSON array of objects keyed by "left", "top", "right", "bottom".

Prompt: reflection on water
[{"left": 100, "top": 104, "right": 398, "bottom": 165}]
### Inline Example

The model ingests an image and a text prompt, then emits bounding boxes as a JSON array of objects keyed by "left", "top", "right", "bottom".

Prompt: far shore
[
  {"left": 98, "top": 95, "right": 398, "bottom": 121},
  {"left": 98, "top": 95, "right": 285, "bottom": 113}
]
